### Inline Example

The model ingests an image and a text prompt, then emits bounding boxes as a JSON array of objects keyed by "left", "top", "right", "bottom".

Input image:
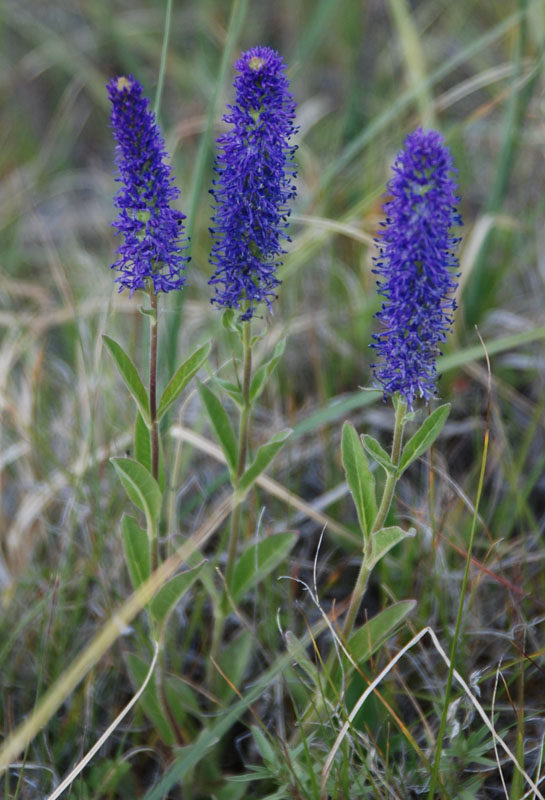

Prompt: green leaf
[
  {"left": 134, "top": 412, "right": 166, "bottom": 493},
  {"left": 367, "top": 525, "right": 415, "bottom": 569},
  {"left": 111, "top": 457, "right": 162, "bottom": 537},
  {"left": 250, "top": 338, "right": 286, "bottom": 404},
  {"left": 230, "top": 532, "right": 296, "bottom": 604},
  {"left": 222, "top": 308, "right": 241, "bottom": 333},
  {"left": 103, "top": 335, "right": 149, "bottom": 423},
  {"left": 212, "top": 376, "right": 244, "bottom": 408},
  {"left": 126, "top": 653, "right": 175, "bottom": 746},
  {"left": 198, "top": 380, "right": 238, "bottom": 475},
  {"left": 361, "top": 434, "right": 394, "bottom": 474},
  {"left": 347, "top": 600, "right": 416, "bottom": 664},
  {"left": 398, "top": 403, "right": 450, "bottom": 475},
  {"left": 150, "top": 563, "right": 205, "bottom": 629},
  {"left": 237, "top": 429, "right": 292, "bottom": 498},
  {"left": 165, "top": 674, "right": 201, "bottom": 718},
  {"left": 217, "top": 629, "right": 253, "bottom": 702},
  {"left": 341, "top": 422, "right": 377, "bottom": 540},
  {"left": 157, "top": 342, "right": 211, "bottom": 420},
  {"left": 251, "top": 725, "right": 276, "bottom": 766},
  {"left": 122, "top": 515, "right": 151, "bottom": 589},
  {"left": 134, "top": 410, "right": 152, "bottom": 470},
  {"left": 248, "top": 364, "right": 268, "bottom": 405}
]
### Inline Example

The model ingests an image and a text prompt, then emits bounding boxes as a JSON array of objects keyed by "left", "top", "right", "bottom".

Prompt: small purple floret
[
  {"left": 107, "top": 76, "right": 188, "bottom": 294},
  {"left": 371, "top": 128, "right": 462, "bottom": 409},
  {"left": 208, "top": 47, "right": 297, "bottom": 320}
]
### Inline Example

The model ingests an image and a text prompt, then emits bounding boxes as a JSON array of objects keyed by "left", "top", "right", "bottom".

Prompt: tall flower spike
[
  {"left": 371, "top": 128, "right": 462, "bottom": 409},
  {"left": 208, "top": 47, "right": 297, "bottom": 320},
  {"left": 107, "top": 76, "right": 188, "bottom": 294}
]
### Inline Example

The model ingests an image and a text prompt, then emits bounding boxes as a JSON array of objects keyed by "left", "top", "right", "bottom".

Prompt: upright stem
[
  {"left": 148, "top": 286, "right": 159, "bottom": 570},
  {"left": 225, "top": 319, "right": 252, "bottom": 589},
  {"left": 342, "top": 397, "right": 406, "bottom": 638}
]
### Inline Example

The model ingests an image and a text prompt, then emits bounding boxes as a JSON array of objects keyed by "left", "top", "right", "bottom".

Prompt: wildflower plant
[
  {"left": 197, "top": 47, "right": 298, "bottom": 674},
  {"left": 103, "top": 76, "right": 209, "bottom": 617},
  {"left": 341, "top": 128, "right": 462, "bottom": 637}
]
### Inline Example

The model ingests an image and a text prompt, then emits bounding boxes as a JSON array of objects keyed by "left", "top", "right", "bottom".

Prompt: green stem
[
  {"left": 342, "top": 397, "right": 406, "bottom": 638},
  {"left": 153, "top": 0, "right": 174, "bottom": 117},
  {"left": 148, "top": 286, "right": 159, "bottom": 570},
  {"left": 225, "top": 319, "right": 252, "bottom": 589}
]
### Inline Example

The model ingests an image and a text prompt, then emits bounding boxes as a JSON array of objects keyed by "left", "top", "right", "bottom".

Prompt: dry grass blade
[
  {"left": 320, "top": 627, "right": 545, "bottom": 800},
  {"left": 46, "top": 642, "right": 159, "bottom": 800},
  {"left": 291, "top": 214, "right": 375, "bottom": 246},
  {"left": 0, "top": 493, "right": 232, "bottom": 770}
]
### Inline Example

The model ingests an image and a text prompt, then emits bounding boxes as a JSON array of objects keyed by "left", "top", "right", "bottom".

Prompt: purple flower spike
[
  {"left": 371, "top": 128, "right": 462, "bottom": 409},
  {"left": 107, "top": 76, "right": 188, "bottom": 294},
  {"left": 208, "top": 47, "right": 297, "bottom": 320}
]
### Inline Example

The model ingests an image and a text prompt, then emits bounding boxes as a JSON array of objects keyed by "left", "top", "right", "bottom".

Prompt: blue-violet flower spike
[
  {"left": 371, "top": 128, "right": 462, "bottom": 409},
  {"left": 208, "top": 47, "right": 297, "bottom": 320},
  {"left": 107, "top": 76, "right": 188, "bottom": 294}
]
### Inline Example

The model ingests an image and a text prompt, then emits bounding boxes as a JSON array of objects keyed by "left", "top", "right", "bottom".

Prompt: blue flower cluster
[
  {"left": 208, "top": 47, "right": 297, "bottom": 320},
  {"left": 371, "top": 128, "right": 462, "bottom": 409},
  {"left": 107, "top": 76, "right": 188, "bottom": 294}
]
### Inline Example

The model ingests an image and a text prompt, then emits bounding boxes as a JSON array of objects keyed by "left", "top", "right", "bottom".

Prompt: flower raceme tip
[
  {"left": 371, "top": 128, "right": 462, "bottom": 409},
  {"left": 107, "top": 75, "right": 188, "bottom": 295},
  {"left": 208, "top": 46, "right": 298, "bottom": 321}
]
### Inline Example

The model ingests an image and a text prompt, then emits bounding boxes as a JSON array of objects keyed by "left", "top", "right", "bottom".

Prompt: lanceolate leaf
[
  {"left": 126, "top": 654, "right": 175, "bottom": 746},
  {"left": 230, "top": 532, "right": 296, "bottom": 604},
  {"left": 134, "top": 410, "right": 152, "bottom": 471},
  {"left": 217, "top": 630, "right": 253, "bottom": 702},
  {"left": 213, "top": 376, "right": 244, "bottom": 408},
  {"left": 134, "top": 411, "right": 166, "bottom": 493},
  {"left": 347, "top": 600, "right": 416, "bottom": 664},
  {"left": 198, "top": 380, "right": 238, "bottom": 475},
  {"left": 103, "top": 335, "right": 149, "bottom": 423},
  {"left": 250, "top": 338, "right": 286, "bottom": 404},
  {"left": 399, "top": 403, "right": 450, "bottom": 475},
  {"left": 342, "top": 422, "right": 377, "bottom": 540},
  {"left": 237, "top": 429, "right": 292, "bottom": 498},
  {"left": 111, "top": 457, "right": 162, "bottom": 537},
  {"left": 150, "top": 563, "right": 205, "bottom": 629},
  {"left": 367, "top": 525, "right": 415, "bottom": 569},
  {"left": 122, "top": 515, "right": 151, "bottom": 589},
  {"left": 361, "top": 434, "right": 394, "bottom": 474},
  {"left": 157, "top": 342, "right": 211, "bottom": 420}
]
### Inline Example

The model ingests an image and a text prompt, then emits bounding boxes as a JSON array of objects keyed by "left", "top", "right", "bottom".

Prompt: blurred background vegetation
[{"left": 2, "top": 0, "right": 545, "bottom": 797}]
